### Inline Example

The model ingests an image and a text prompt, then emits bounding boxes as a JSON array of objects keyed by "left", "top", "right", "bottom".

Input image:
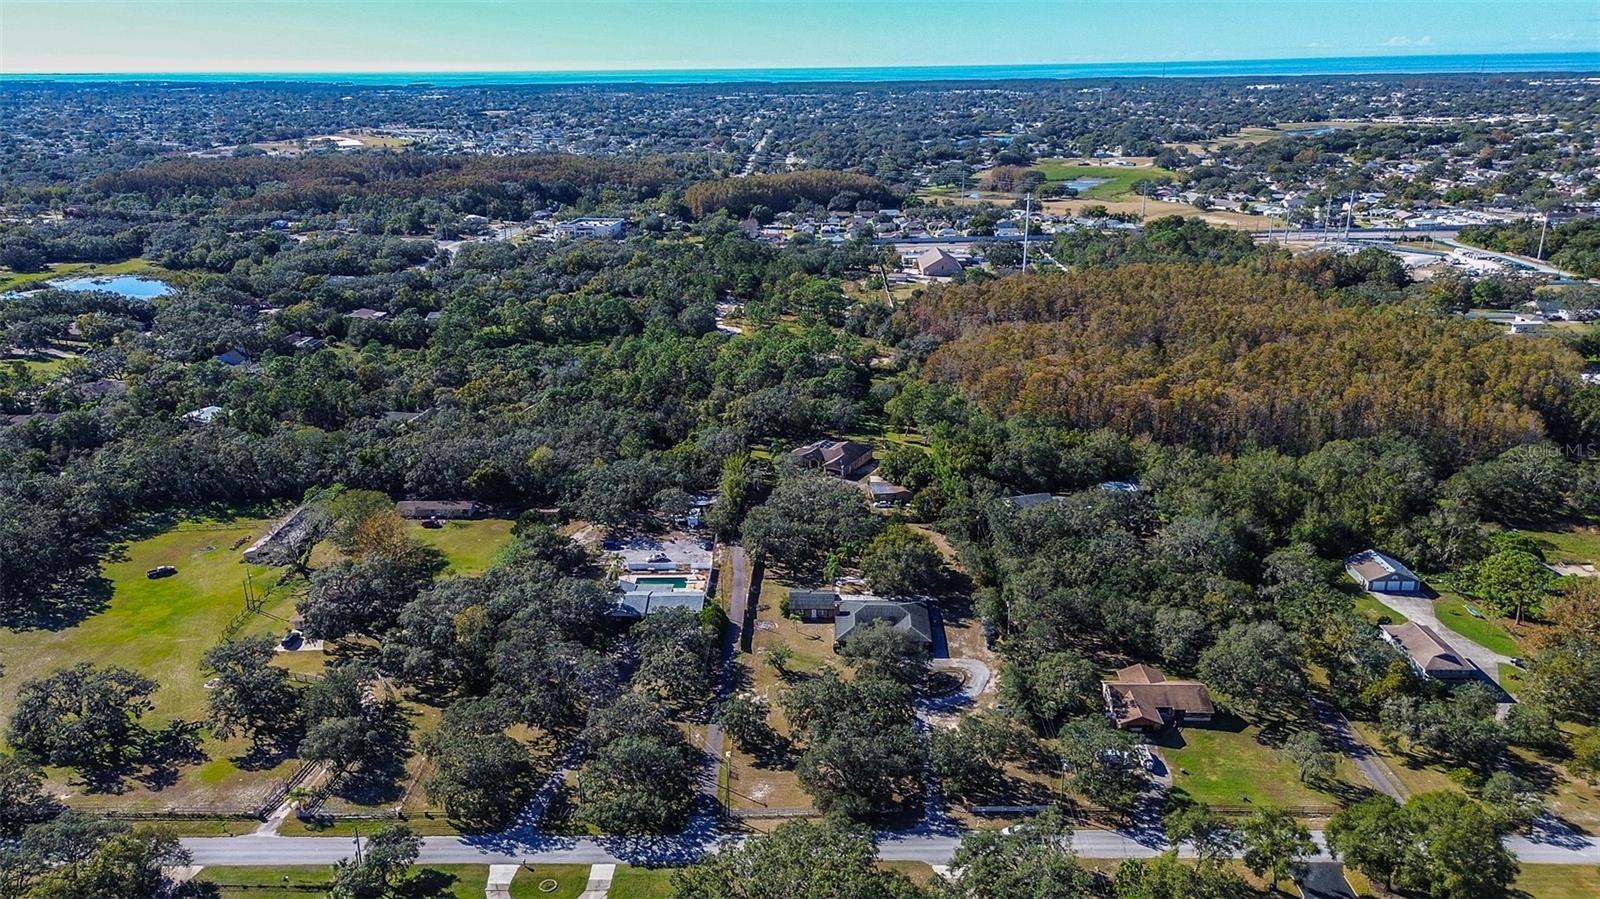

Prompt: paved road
[
  {"left": 179, "top": 829, "right": 1600, "bottom": 867},
  {"left": 1307, "top": 693, "right": 1405, "bottom": 801},
  {"left": 700, "top": 544, "right": 751, "bottom": 802},
  {"left": 1297, "top": 861, "right": 1358, "bottom": 899},
  {"left": 1371, "top": 591, "right": 1515, "bottom": 685}
]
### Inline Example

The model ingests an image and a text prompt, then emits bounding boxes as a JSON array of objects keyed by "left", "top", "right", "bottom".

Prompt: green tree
[
  {"left": 1240, "top": 806, "right": 1314, "bottom": 891},
  {"left": 330, "top": 823, "right": 420, "bottom": 899},
  {"left": 1057, "top": 717, "right": 1145, "bottom": 812},
  {"left": 7, "top": 663, "right": 157, "bottom": 773},
  {"left": 201, "top": 635, "right": 301, "bottom": 752},
  {"left": 859, "top": 524, "right": 945, "bottom": 596},
  {"left": 1283, "top": 729, "right": 1336, "bottom": 785},
  {"left": 0, "top": 755, "right": 60, "bottom": 838},
  {"left": 1164, "top": 802, "right": 1240, "bottom": 868},
  {"left": 420, "top": 700, "right": 536, "bottom": 830},
  {"left": 1457, "top": 548, "right": 1556, "bottom": 625},
  {"left": 1395, "top": 792, "right": 1518, "bottom": 899},
  {"left": 944, "top": 810, "right": 1096, "bottom": 898},
  {"left": 1327, "top": 796, "right": 1409, "bottom": 891},
  {"left": 670, "top": 818, "right": 926, "bottom": 898},
  {"left": 715, "top": 694, "right": 777, "bottom": 752},
  {"left": 838, "top": 619, "right": 930, "bottom": 685}
]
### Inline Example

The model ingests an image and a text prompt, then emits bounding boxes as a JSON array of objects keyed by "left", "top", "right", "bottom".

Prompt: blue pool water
[{"left": 46, "top": 275, "right": 172, "bottom": 300}]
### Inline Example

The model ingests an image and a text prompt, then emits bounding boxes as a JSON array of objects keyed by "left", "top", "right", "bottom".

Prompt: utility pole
[
  {"left": 1344, "top": 191, "right": 1355, "bottom": 241},
  {"left": 1536, "top": 210, "right": 1549, "bottom": 260},
  {"left": 1022, "top": 192, "right": 1032, "bottom": 271}
]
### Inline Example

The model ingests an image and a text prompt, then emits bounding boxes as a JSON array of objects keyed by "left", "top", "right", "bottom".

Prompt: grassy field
[
  {"left": 610, "top": 865, "right": 680, "bottom": 898},
  {"left": 0, "top": 514, "right": 296, "bottom": 726},
  {"left": 1352, "top": 594, "right": 1408, "bottom": 626},
  {"left": 409, "top": 518, "right": 516, "bottom": 575},
  {"left": 1433, "top": 593, "right": 1525, "bottom": 657},
  {"left": 0, "top": 257, "right": 172, "bottom": 292},
  {"left": 1155, "top": 714, "right": 1352, "bottom": 813},
  {"left": 1029, "top": 160, "right": 1179, "bottom": 199},
  {"left": 0, "top": 514, "right": 311, "bottom": 812},
  {"left": 1511, "top": 864, "right": 1600, "bottom": 898},
  {"left": 1347, "top": 720, "right": 1460, "bottom": 797},
  {"left": 196, "top": 864, "right": 590, "bottom": 899},
  {"left": 1517, "top": 528, "right": 1600, "bottom": 566},
  {"left": 725, "top": 579, "right": 829, "bottom": 815}
]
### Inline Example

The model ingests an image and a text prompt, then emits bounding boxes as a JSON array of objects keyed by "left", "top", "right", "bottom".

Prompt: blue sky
[{"left": 1, "top": 0, "right": 1595, "bottom": 73}]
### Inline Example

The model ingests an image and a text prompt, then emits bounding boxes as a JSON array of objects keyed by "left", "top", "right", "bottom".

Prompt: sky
[{"left": 1, "top": 0, "right": 1596, "bottom": 74}]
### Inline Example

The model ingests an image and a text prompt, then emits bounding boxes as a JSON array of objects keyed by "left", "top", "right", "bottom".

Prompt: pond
[
  {"left": 1061, "top": 177, "right": 1110, "bottom": 193},
  {"left": 47, "top": 275, "right": 172, "bottom": 300}
]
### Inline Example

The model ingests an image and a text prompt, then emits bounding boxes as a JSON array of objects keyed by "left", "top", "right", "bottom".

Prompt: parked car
[{"left": 146, "top": 565, "right": 178, "bottom": 579}]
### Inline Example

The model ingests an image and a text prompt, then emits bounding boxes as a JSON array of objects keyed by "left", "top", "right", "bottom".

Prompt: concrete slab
[
  {"left": 578, "top": 862, "right": 616, "bottom": 899},
  {"left": 486, "top": 864, "right": 520, "bottom": 899}
]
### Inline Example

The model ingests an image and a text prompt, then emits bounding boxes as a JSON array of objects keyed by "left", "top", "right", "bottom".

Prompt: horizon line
[{"left": 5, "top": 50, "right": 1599, "bottom": 83}]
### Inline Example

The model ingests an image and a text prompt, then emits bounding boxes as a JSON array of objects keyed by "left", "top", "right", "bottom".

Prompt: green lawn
[
  {"left": 0, "top": 514, "right": 307, "bottom": 812},
  {"left": 1155, "top": 714, "right": 1350, "bottom": 812},
  {"left": 611, "top": 865, "right": 681, "bottom": 898},
  {"left": 196, "top": 864, "right": 590, "bottom": 899},
  {"left": 0, "top": 514, "right": 295, "bottom": 726},
  {"left": 1516, "top": 528, "right": 1600, "bottom": 566},
  {"left": 1029, "top": 161, "right": 1179, "bottom": 198},
  {"left": 409, "top": 518, "right": 516, "bottom": 575},
  {"left": 1433, "top": 593, "right": 1525, "bottom": 657},
  {"left": 1352, "top": 593, "right": 1408, "bottom": 626},
  {"left": 0, "top": 257, "right": 173, "bottom": 292},
  {"left": 1513, "top": 864, "right": 1600, "bottom": 899}
]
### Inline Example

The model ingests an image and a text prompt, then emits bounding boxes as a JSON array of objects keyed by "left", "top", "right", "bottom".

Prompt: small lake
[
  {"left": 47, "top": 275, "right": 172, "bottom": 300},
  {"left": 1061, "top": 177, "right": 1111, "bottom": 192}
]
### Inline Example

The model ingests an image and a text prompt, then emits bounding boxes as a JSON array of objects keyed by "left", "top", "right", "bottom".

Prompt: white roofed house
[{"left": 1346, "top": 549, "right": 1426, "bottom": 595}]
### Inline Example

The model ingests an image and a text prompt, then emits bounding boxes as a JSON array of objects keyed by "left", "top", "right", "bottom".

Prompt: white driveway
[{"left": 1370, "top": 592, "right": 1515, "bottom": 684}]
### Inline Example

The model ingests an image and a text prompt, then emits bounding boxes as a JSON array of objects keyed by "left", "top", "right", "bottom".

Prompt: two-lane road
[{"left": 180, "top": 829, "right": 1600, "bottom": 868}]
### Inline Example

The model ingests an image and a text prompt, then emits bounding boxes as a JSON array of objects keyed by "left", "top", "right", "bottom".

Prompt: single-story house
[
  {"left": 1381, "top": 622, "right": 1475, "bottom": 681},
  {"left": 182, "top": 405, "right": 224, "bottom": 424},
  {"left": 556, "top": 217, "right": 628, "bottom": 240},
  {"left": 792, "top": 438, "right": 874, "bottom": 478},
  {"left": 913, "top": 247, "right": 963, "bottom": 278},
  {"left": 608, "top": 588, "right": 706, "bottom": 619},
  {"left": 1101, "top": 664, "right": 1215, "bottom": 730},
  {"left": 396, "top": 500, "right": 480, "bottom": 520},
  {"left": 347, "top": 308, "right": 388, "bottom": 321},
  {"left": 787, "top": 590, "right": 840, "bottom": 622},
  {"left": 1006, "top": 492, "right": 1060, "bottom": 509},
  {"left": 834, "top": 598, "right": 934, "bottom": 649},
  {"left": 868, "top": 477, "right": 913, "bottom": 506},
  {"left": 74, "top": 378, "right": 128, "bottom": 400},
  {"left": 215, "top": 348, "right": 251, "bottom": 367},
  {"left": 1346, "top": 549, "right": 1426, "bottom": 594}
]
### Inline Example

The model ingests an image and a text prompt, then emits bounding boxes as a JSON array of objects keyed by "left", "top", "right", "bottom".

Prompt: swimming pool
[{"left": 634, "top": 576, "right": 689, "bottom": 589}]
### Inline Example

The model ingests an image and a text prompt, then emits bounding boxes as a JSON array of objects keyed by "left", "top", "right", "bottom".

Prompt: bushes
[{"left": 683, "top": 170, "right": 897, "bottom": 218}]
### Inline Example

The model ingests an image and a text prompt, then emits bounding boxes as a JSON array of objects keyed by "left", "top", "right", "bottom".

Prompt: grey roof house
[{"left": 834, "top": 598, "right": 933, "bottom": 648}]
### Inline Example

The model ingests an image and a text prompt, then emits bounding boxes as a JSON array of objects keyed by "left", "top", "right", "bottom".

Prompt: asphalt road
[
  {"left": 180, "top": 829, "right": 1600, "bottom": 867},
  {"left": 1298, "top": 861, "right": 1358, "bottom": 899}
]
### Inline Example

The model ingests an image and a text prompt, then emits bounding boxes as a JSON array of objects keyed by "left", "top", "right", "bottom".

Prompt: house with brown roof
[
  {"left": 1381, "top": 622, "right": 1476, "bottom": 681},
  {"left": 913, "top": 247, "right": 963, "bottom": 278},
  {"left": 791, "top": 438, "right": 874, "bottom": 478},
  {"left": 1102, "top": 664, "right": 1215, "bottom": 730}
]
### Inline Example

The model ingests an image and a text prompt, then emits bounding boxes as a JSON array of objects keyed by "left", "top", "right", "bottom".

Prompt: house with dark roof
[
  {"left": 787, "top": 590, "right": 840, "bottom": 622},
  {"left": 1005, "top": 492, "right": 1060, "bottom": 509},
  {"left": 833, "top": 598, "right": 933, "bottom": 649},
  {"left": 1381, "top": 622, "right": 1475, "bottom": 681},
  {"left": 867, "top": 477, "right": 913, "bottom": 506},
  {"left": 1101, "top": 664, "right": 1215, "bottom": 730},
  {"left": 396, "top": 500, "right": 480, "bottom": 520},
  {"left": 1346, "top": 549, "right": 1425, "bottom": 594},
  {"left": 791, "top": 438, "right": 874, "bottom": 479}
]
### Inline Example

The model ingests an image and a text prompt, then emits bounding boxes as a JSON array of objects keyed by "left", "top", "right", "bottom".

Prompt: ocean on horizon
[{"left": 5, "top": 52, "right": 1598, "bottom": 87}]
